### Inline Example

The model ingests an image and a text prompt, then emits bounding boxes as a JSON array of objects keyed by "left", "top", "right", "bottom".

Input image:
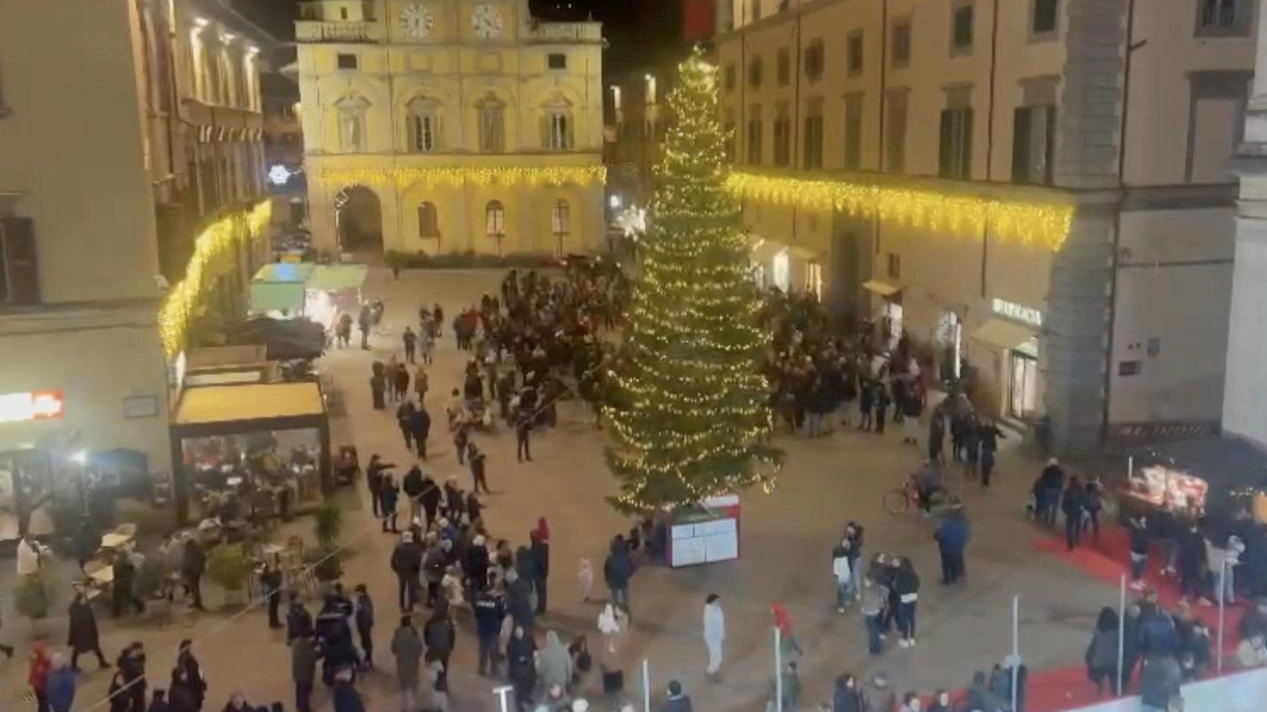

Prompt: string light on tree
[{"left": 604, "top": 48, "right": 782, "bottom": 514}]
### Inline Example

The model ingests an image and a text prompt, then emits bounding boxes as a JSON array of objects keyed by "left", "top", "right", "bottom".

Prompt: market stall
[
  {"left": 1118, "top": 436, "right": 1267, "bottom": 528},
  {"left": 667, "top": 494, "right": 741, "bottom": 568},
  {"left": 169, "top": 382, "right": 330, "bottom": 526},
  {"left": 248, "top": 262, "right": 314, "bottom": 318},
  {"left": 305, "top": 264, "right": 367, "bottom": 327}
]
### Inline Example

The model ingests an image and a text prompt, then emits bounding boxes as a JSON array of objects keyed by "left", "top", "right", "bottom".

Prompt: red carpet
[
  {"left": 1031, "top": 525, "right": 1246, "bottom": 645},
  {"left": 933, "top": 665, "right": 1126, "bottom": 712}
]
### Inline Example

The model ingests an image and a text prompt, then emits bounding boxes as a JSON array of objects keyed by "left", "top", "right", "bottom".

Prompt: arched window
[
  {"left": 485, "top": 200, "right": 506, "bottom": 253},
  {"left": 417, "top": 201, "right": 439, "bottom": 238},
  {"left": 407, "top": 97, "right": 441, "bottom": 152},
  {"left": 477, "top": 94, "right": 505, "bottom": 153},
  {"left": 542, "top": 95, "right": 574, "bottom": 151},
  {"left": 551, "top": 199, "right": 570, "bottom": 255},
  {"left": 336, "top": 95, "right": 369, "bottom": 152}
]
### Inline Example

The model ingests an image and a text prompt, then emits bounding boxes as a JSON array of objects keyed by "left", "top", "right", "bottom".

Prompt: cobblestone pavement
[{"left": 0, "top": 268, "right": 1120, "bottom": 712}]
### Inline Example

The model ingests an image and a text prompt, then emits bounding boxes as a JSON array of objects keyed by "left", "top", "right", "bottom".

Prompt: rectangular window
[
  {"left": 547, "top": 53, "right": 567, "bottom": 69},
  {"left": 891, "top": 20, "right": 912, "bottom": 68},
  {"left": 746, "top": 116, "right": 763, "bottom": 165},
  {"left": 1032, "top": 0, "right": 1059, "bottom": 36},
  {"left": 336, "top": 53, "right": 358, "bottom": 70},
  {"left": 1197, "top": 0, "right": 1251, "bottom": 36},
  {"left": 410, "top": 114, "right": 437, "bottom": 152},
  {"left": 804, "top": 40, "right": 825, "bottom": 80},
  {"left": 479, "top": 105, "right": 505, "bottom": 152},
  {"left": 939, "top": 107, "right": 974, "bottom": 178},
  {"left": 777, "top": 47, "right": 791, "bottom": 86},
  {"left": 951, "top": 3, "right": 974, "bottom": 54},
  {"left": 887, "top": 252, "right": 901, "bottom": 280},
  {"left": 803, "top": 107, "right": 824, "bottom": 170},
  {"left": 0, "top": 217, "right": 39, "bottom": 305},
  {"left": 773, "top": 108, "right": 791, "bottom": 166},
  {"left": 1012, "top": 105, "right": 1055, "bottom": 184},
  {"left": 847, "top": 31, "right": 864, "bottom": 77},
  {"left": 844, "top": 93, "right": 863, "bottom": 170},
  {"left": 546, "top": 113, "right": 573, "bottom": 150},
  {"left": 725, "top": 63, "right": 737, "bottom": 91},
  {"left": 749, "top": 56, "right": 763, "bottom": 87},
  {"left": 885, "top": 90, "right": 908, "bottom": 172}
]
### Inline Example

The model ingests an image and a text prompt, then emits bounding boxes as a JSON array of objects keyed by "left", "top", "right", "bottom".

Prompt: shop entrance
[
  {"left": 333, "top": 185, "right": 383, "bottom": 255},
  {"left": 1009, "top": 338, "right": 1040, "bottom": 419},
  {"left": 937, "top": 310, "right": 963, "bottom": 381}
]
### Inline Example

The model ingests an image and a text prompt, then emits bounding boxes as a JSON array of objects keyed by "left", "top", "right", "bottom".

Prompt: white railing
[
  {"left": 528, "top": 22, "right": 602, "bottom": 43},
  {"left": 295, "top": 21, "right": 384, "bottom": 43}
]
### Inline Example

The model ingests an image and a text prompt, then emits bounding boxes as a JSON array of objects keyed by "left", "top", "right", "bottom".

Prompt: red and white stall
[{"left": 668, "top": 494, "right": 741, "bottom": 568}]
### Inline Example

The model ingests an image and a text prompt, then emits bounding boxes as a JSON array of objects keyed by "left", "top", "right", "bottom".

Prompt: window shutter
[
  {"left": 1012, "top": 107, "right": 1032, "bottom": 182},
  {"left": 0, "top": 217, "right": 40, "bottom": 305},
  {"left": 1042, "top": 106, "right": 1056, "bottom": 184},
  {"left": 938, "top": 110, "right": 953, "bottom": 177},
  {"left": 961, "top": 109, "right": 975, "bottom": 179}
]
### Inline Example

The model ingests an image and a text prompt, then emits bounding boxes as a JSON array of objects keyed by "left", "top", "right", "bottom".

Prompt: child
[{"left": 578, "top": 557, "right": 594, "bottom": 602}]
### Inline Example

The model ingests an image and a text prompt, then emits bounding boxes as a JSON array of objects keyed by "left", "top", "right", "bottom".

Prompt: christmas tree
[{"left": 605, "top": 49, "right": 780, "bottom": 514}]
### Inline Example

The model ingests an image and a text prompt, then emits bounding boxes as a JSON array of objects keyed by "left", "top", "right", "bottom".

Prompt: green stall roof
[
  {"left": 249, "top": 281, "right": 306, "bottom": 314},
  {"left": 308, "top": 264, "right": 367, "bottom": 292}
]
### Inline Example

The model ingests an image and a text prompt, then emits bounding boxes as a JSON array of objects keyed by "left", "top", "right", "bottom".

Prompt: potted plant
[
  {"left": 205, "top": 544, "right": 249, "bottom": 607},
  {"left": 313, "top": 500, "right": 342, "bottom": 548}
]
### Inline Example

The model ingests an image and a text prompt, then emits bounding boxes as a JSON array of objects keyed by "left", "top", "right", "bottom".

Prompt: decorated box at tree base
[{"left": 668, "top": 494, "right": 740, "bottom": 568}]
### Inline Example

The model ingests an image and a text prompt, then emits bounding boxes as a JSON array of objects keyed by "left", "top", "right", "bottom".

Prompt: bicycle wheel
[{"left": 883, "top": 488, "right": 910, "bottom": 515}]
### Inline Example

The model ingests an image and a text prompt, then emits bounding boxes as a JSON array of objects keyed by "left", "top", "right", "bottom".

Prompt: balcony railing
[
  {"left": 295, "top": 21, "right": 384, "bottom": 43},
  {"left": 527, "top": 22, "right": 602, "bottom": 43}
]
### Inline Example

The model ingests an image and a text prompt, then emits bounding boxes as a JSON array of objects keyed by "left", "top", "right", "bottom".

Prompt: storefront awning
[
  {"left": 187, "top": 345, "right": 267, "bottom": 369},
  {"left": 971, "top": 318, "right": 1036, "bottom": 351},
  {"left": 250, "top": 281, "right": 306, "bottom": 314},
  {"left": 307, "top": 264, "right": 367, "bottom": 292},
  {"left": 253, "top": 262, "right": 314, "bottom": 284},
  {"left": 861, "top": 280, "right": 902, "bottom": 298},
  {"left": 173, "top": 382, "right": 325, "bottom": 427}
]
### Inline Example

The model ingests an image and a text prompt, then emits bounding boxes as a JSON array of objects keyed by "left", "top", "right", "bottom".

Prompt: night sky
[{"left": 234, "top": 0, "right": 683, "bottom": 77}]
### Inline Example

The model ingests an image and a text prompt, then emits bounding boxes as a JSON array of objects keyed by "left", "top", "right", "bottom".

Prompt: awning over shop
[
  {"left": 173, "top": 382, "right": 325, "bottom": 427},
  {"left": 253, "top": 262, "right": 314, "bottom": 284},
  {"left": 187, "top": 345, "right": 267, "bottom": 369},
  {"left": 307, "top": 264, "right": 367, "bottom": 292},
  {"left": 971, "top": 318, "right": 1035, "bottom": 351},
  {"left": 249, "top": 281, "right": 306, "bottom": 314},
  {"left": 861, "top": 280, "right": 902, "bottom": 298}
]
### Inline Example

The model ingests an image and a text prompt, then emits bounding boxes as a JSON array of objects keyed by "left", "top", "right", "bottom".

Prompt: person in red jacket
[
  {"left": 29, "top": 640, "right": 52, "bottom": 712},
  {"left": 770, "top": 602, "right": 804, "bottom": 657}
]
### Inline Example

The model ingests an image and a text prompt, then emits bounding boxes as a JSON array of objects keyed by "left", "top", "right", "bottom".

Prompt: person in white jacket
[{"left": 703, "top": 593, "right": 725, "bottom": 681}]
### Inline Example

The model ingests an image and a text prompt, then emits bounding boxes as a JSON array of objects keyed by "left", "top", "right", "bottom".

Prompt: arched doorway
[{"left": 333, "top": 185, "right": 383, "bottom": 254}]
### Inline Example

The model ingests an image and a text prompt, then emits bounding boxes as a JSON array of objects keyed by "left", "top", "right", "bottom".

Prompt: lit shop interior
[
  {"left": 169, "top": 380, "right": 330, "bottom": 527},
  {"left": 1118, "top": 436, "right": 1267, "bottom": 528},
  {"left": 248, "top": 262, "right": 366, "bottom": 330}
]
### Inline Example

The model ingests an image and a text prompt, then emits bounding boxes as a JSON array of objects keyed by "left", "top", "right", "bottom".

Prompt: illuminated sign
[
  {"left": 992, "top": 298, "right": 1043, "bottom": 328},
  {"left": 0, "top": 390, "right": 65, "bottom": 424}
]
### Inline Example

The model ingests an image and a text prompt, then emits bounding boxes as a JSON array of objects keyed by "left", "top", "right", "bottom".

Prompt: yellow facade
[{"left": 296, "top": 0, "right": 606, "bottom": 256}]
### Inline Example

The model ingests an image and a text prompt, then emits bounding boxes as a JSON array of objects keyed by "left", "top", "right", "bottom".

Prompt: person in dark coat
[
  {"left": 604, "top": 535, "right": 635, "bottom": 613},
  {"left": 420, "top": 474, "right": 441, "bottom": 527},
  {"left": 391, "top": 531, "right": 423, "bottom": 611},
  {"left": 67, "top": 593, "right": 109, "bottom": 671},
  {"left": 1035, "top": 459, "right": 1065, "bottom": 528},
  {"left": 506, "top": 625, "right": 537, "bottom": 712},
  {"left": 112, "top": 552, "right": 145, "bottom": 618},
  {"left": 331, "top": 666, "right": 366, "bottom": 712},
  {"left": 530, "top": 530, "right": 550, "bottom": 614},
  {"left": 1062, "top": 476, "right": 1087, "bottom": 551},
  {"left": 261, "top": 559, "right": 284, "bottom": 629},
  {"left": 466, "top": 535, "right": 491, "bottom": 602},
  {"left": 1178, "top": 520, "right": 1210, "bottom": 604},
  {"left": 473, "top": 576, "right": 506, "bottom": 676},
  {"left": 396, "top": 399, "right": 417, "bottom": 452},
  {"left": 287, "top": 595, "right": 315, "bottom": 644},
  {"left": 365, "top": 455, "right": 392, "bottom": 518},
  {"left": 402, "top": 466, "right": 425, "bottom": 523},
  {"left": 977, "top": 419, "right": 1004, "bottom": 488},
  {"left": 661, "top": 680, "right": 693, "bottom": 712},
  {"left": 353, "top": 584, "right": 374, "bottom": 667},
  {"left": 379, "top": 474, "right": 400, "bottom": 533},
  {"left": 873, "top": 384, "right": 890, "bottom": 435},
  {"left": 505, "top": 567, "right": 535, "bottom": 631},
  {"left": 1085, "top": 607, "right": 1121, "bottom": 696},
  {"left": 117, "top": 642, "right": 148, "bottom": 712},
  {"left": 934, "top": 507, "right": 970, "bottom": 585},
  {"left": 857, "top": 380, "right": 874, "bottom": 431},
  {"left": 291, "top": 636, "right": 320, "bottom": 712},
  {"left": 423, "top": 601, "right": 456, "bottom": 675},
  {"left": 410, "top": 406, "right": 431, "bottom": 460},
  {"left": 175, "top": 640, "right": 205, "bottom": 711},
  {"left": 468, "top": 442, "right": 490, "bottom": 494},
  {"left": 391, "top": 614, "right": 424, "bottom": 710}
]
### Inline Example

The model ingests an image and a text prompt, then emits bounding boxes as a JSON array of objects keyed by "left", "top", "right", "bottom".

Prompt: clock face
[
  {"left": 471, "top": 4, "right": 504, "bottom": 39},
  {"left": 399, "top": 3, "right": 434, "bottom": 39}
]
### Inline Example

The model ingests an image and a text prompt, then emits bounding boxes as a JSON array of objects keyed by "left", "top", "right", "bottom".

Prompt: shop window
[
  {"left": 417, "top": 201, "right": 439, "bottom": 238},
  {"left": 551, "top": 199, "right": 570, "bottom": 255},
  {"left": 773, "top": 248, "right": 790, "bottom": 292},
  {"left": 1009, "top": 342, "right": 1039, "bottom": 419}
]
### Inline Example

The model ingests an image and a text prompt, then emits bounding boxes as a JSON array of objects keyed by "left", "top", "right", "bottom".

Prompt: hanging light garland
[
  {"left": 158, "top": 200, "right": 272, "bottom": 358},
  {"left": 725, "top": 171, "right": 1074, "bottom": 251},
  {"left": 318, "top": 165, "right": 607, "bottom": 191}
]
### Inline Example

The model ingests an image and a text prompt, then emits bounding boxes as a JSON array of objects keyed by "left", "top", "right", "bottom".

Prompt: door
[{"left": 1009, "top": 350, "right": 1039, "bottom": 419}]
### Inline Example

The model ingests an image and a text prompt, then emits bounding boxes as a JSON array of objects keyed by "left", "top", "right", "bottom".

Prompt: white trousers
[{"left": 706, "top": 639, "right": 723, "bottom": 674}]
